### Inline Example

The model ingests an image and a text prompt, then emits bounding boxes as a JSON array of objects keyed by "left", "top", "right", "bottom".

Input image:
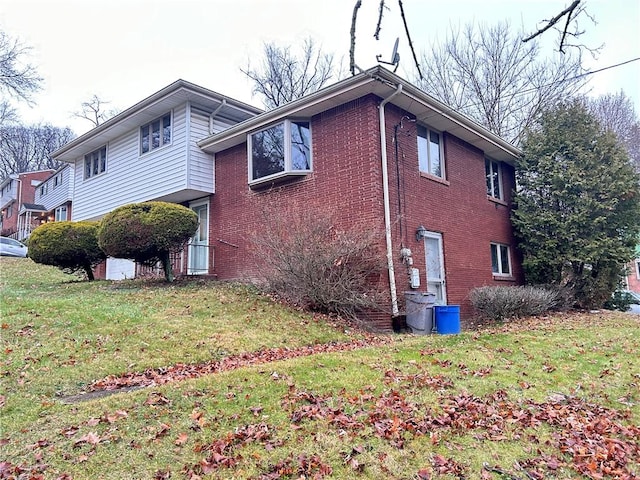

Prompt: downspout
[
  {"left": 209, "top": 99, "right": 227, "bottom": 134},
  {"left": 379, "top": 84, "right": 403, "bottom": 317}
]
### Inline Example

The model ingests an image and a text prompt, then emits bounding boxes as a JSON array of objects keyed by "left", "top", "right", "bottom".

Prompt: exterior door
[
  {"left": 424, "top": 231, "right": 447, "bottom": 304},
  {"left": 188, "top": 202, "right": 209, "bottom": 275}
]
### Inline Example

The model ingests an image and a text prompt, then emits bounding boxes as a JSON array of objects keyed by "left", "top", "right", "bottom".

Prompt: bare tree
[
  {"left": 242, "top": 37, "right": 338, "bottom": 109},
  {"left": 0, "top": 124, "right": 75, "bottom": 177},
  {"left": 73, "top": 94, "right": 119, "bottom": 127},
  {"left": 587, "top": 91, "right": 640, "bottom": 173},
  {"left": 0, "top": 30, "right": 42, "bottom": 105},
  {"left": 416, "top": 21, "right": 586, "bottom": 145},
  {"left": 522, "top": 0, "right": 599, "bottom": 55}
]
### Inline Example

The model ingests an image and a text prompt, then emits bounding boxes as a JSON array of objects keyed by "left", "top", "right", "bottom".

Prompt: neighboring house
[
  {"left": 51, "top": 66, "right": 523, "bottom": 329},
  {"left": 15, "top": 164, "right": 75, "bottom": 240},
  {"left": 51, "top": 79, "right": 262, "bottom": 279},
  {"left": 0, "top": 170, "right": 56, "bottom": 239},
  {"left": 625, "top": 244, "right": 640, "bottom": 294}
]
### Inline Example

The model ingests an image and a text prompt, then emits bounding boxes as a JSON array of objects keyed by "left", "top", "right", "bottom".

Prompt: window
[
  {"left": 485, "top": 159, "right": 502, "bottom": 199},
  {"left": 141, "top": 113, "right": 172, "bottom": 154},
  {"left": 40, "top": 183, "right": 48, "bottom": 195},
  {"left": 417, "top": 125, "right": 443, "bottom": 178},
  {"left": 491, "top": 243, "right": 511, "bottom": 276},
  {"left": 54, "top": 173, "right": 62, "bottom": 188},
  {"left": 6, "top": 204, "right": 12, "bottom": 218},
  {"left": 55, "top": 206, "right": 68, "bottom": 221},
  {"left": 636, "top": 260, "right": 640, "bottom": 280},
  {"left": 248, "top": 120, "right": 312, "bottom": 183},
  {"left": 84, "top": 146, "right": 107, "bottom": 179}
]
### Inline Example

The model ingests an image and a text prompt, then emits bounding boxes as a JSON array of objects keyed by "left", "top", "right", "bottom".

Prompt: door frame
[
  {"left": 423, "top": 230, "right": 447, "bottom": 304},
  {"left": 188, "top": 199, "right": 210, "bottom": 275}
]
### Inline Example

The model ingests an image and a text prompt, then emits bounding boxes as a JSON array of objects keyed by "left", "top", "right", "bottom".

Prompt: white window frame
[
  {"left": 417, "top": 125, "right": 444, "bottom": 179},
  {"left": 84, "top": 146, "right": 107, "bottom": 180},
  {"left": 247, "top": 119, "right": 312, "bottom": 185},
  {"left": 140, "top": 112, "right": 172, "bottom": 155},
  {"left": 491, "top": 242, "right": 512, "bottom": 276},
  {"left": 636, "top": 259, "right": 640, "bottom": 280},
  {"left": 55, "top": 206, "right": 68, "bottom": 221},
  {"left": 485, "top": 158, "right": 503, "bottom": 200}
]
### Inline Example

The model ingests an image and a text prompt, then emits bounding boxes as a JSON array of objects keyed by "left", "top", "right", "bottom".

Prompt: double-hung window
[
  {"left": 485, "top": 158, "right": 503, "bottom": 200},
  {"left": 417, "top": 125, "right": 443, "bottom": 178},
  {"left": 141, "top": 113, "right": 172, "bottom": 154},
  {"left": 248, "top": 120, "right": 312, "bottom": 184},
  {"left": 55, "top": 206, "right": 68, "bottom": 221},
  {"left": 491, "top": 243, "right": 511, "bottom": 276},
  {"left": 84, "top": 146, "right": 107, "bottom": 179}
]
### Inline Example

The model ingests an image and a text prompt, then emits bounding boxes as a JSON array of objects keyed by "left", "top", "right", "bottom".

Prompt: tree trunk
[
  {"left": 161, "top": 253, "right": 174, "bottom": 282},
  {"left": 84, "top": 263, "right": 95, "bottom": 281}
]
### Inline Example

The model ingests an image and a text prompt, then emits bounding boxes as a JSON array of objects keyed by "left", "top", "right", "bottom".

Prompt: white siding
[
  {"left": 36, "top": 166, "right": 74, "bottom": 211},
  {"left": 72, "top": 106, "right": 190, "bottom": 220},
  {"left": 188, "top": 108, "right": 215, "bottom": 192}
]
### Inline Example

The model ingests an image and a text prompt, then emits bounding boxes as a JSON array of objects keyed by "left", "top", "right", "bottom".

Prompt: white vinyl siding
[
  {"left": 71, "top": 106, "right": 189, "bottom": 220},
  {"left": 188, "top": 108, "right": 215, "bottom": 193},
  {"left": 35, "top": 166, "right": 74, "bottom": 212}
]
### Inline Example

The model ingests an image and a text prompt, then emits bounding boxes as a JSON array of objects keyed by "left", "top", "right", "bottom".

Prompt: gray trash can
[{"left": 404, "top": 291, "right": 436, "bottom": 334}]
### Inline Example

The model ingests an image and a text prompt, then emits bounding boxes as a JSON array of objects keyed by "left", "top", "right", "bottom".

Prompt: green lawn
[{"left": 1, "top": 257, "right": 638, "bottom": 479}]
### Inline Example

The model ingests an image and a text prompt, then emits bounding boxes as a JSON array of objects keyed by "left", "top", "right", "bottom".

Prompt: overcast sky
[{"left": 2, "top": 0, "right": 639, "bottom": 136}]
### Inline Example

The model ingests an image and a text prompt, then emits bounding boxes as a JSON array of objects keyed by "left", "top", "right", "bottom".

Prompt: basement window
[{"left": 248, "top": 120, "right": 312, "bottom": 185}]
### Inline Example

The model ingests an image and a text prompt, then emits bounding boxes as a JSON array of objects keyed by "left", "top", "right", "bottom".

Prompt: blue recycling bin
[{"left": 434, "top": 305, "right": 461, "bottom": 334}]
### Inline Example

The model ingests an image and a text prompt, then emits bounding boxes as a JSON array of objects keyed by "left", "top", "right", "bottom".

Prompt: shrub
[
  {"left": 255, "top": 208, "right": 386, "bottom": 319},
  {"left": 604, "top": 290, "right": 636, "bottom": 312},
  {"left": 469, "top": 285, "right": 560, "bottom": 322},
  {"left": 28, "top": 221, "right": 106, "bottom": 280},
  {"left": 98, "top": 202, "right": 198, "bottom": 282}
]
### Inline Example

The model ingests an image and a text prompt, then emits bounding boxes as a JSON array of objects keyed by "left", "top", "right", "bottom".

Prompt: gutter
[{"left": 379, "top": 83, "right": 403, "bottom": 317}]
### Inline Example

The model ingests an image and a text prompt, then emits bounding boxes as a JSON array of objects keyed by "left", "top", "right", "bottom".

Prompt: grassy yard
[{"left": 1, "top": 257, "right": 638, "bottom": 479}]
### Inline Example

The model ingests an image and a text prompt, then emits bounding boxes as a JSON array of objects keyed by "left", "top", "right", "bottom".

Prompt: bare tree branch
[
  {"left": 73, "top": 94, "right": 120, "bottom": 127},
  {"left": 522, "top": 0, "right": 600, "bottom": 55},
  {"left": 397, "top": 0, "right": 422, "bottom": 79},
  {"left": 522, "top": 0, "right": 581, "bottom": 43},
  {"left": 417, "top": 21, "right": 586, "bottom": 145},
  {"left": 374, "top": 1, "right": 386, "bottom": 40},
  {"left": 350, "top": 0, "right": 363, "bottom": 75},
  {"left": 0, "top": 30, "right": 42, "bottom": 105},
  {"left": 242, "top": 37, "right": 337, "bottom": 109}
]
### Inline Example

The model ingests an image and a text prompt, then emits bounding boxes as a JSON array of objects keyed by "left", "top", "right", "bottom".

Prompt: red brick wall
[
  {"left": 1, "top": 171, "right": 54, "bottom": 234},
  {"left": 383, "top": 105, "right": 523, "bottom": 321},
  {"left": 210, "top": 96, "right": 522, "bottom": 329}
]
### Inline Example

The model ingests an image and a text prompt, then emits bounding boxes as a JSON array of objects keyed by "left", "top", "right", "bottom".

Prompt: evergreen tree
[{"left": 512, "top": 100, "right": 640, "bottom": 309}]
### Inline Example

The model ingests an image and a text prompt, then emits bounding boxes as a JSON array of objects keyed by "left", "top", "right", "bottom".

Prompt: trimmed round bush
[
  {"left": 97, "top": 201, "right": 198, "bottom": 282},
  {"left": 28, "top": 221, "right": 106, "bottom": 281}
]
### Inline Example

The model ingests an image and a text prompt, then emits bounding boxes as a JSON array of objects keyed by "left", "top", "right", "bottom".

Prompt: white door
[
  {"left": 188, "top": 202, "right": 209, "bottom": 275},
  {"left": 424, "top": 231, "right": 447, "bottom": 304}
]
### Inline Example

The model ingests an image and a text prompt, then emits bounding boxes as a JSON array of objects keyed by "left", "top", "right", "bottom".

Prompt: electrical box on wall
[{"left": 410, "top": 268, "right": 421, "bottom": 288}]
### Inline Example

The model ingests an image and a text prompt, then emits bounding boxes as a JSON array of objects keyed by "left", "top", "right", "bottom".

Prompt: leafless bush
[
  {"left": 469, "top": 285, "right": 560, "bottom": 322},
  {"left": 254, "top": 208, "right": 386, "bottom": 319}
]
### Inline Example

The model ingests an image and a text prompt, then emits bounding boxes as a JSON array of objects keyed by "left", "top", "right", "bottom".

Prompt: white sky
[{"left": 1, "top": 0, "right": 639, "bottom": 136}]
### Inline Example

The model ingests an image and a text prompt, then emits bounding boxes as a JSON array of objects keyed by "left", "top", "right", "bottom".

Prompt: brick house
[
  {"left": 0, "top": 169, "right": 56, "bottom": 238},
  {"left": 52, "top": 66, "right": 523, "bottom": 330}
]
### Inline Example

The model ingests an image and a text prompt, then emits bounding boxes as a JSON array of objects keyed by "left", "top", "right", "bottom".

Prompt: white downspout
[{"left": 379, "top": 84, "right": 403, "bottom": 316}]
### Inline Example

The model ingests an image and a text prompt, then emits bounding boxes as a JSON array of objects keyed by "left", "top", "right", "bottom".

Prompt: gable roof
[
  {"left": 198, "top": 66, "right": 521, "bottom": 164},
  {"left": 52, "top": 80, "right": 263, "bottom": 163}
]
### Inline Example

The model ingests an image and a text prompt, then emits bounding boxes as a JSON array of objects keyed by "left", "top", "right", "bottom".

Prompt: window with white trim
[
  {"left": 491, "top": 243, "right": 511, "bottom": 276},
  {"left": 84, "top": 146, "right": 107, "bottom": 179},
  {"left": 40, "top": 183, "right": 48, "bottom": 195},
  {"left": 417, "top": 125, "right": 444, "bottom": 178},
  {"left": 141, "top": 113, "right": 172, "bottom": 154},
  {"left": 248, "top": 120, "right": 311, "bottom": 184},
  {"left": 55, "top": 206, "right": 68, "bottom": 221},
  {"left": 54, "top": 173, "right": 62, "bottom": 188},
  {"left": 485, "top": 158, "right": 503, "bottom": 200},
  {"left": 636, "top": 259, "right": 640, "bottom": 279}
]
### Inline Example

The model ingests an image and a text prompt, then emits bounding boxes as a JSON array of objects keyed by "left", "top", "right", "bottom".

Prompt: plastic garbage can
[
  {"left": 404, "top": 291, "right": 436, "bottom": 334},
  {"left": 434, "top": 305, "right": 461, "bottom": 334}
]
